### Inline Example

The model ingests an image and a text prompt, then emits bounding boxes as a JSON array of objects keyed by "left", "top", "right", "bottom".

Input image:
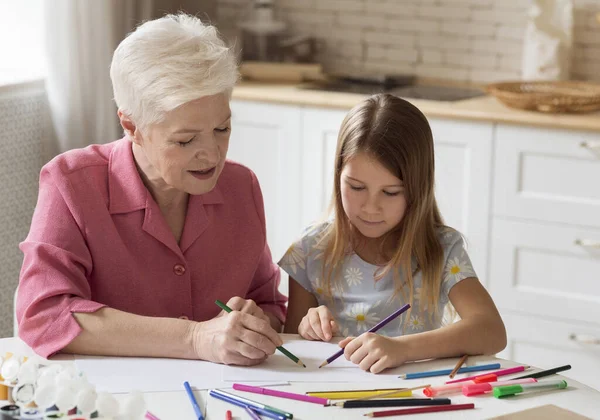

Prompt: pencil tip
[{"left": 319, "top": 361, "right": 327, "bottom": 368}]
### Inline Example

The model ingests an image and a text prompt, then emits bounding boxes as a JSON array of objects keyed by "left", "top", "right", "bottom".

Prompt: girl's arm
[
  {"left": 340, "top": 277, "right": 506, "bottom": 373},
  {"left": 284, "top": 277, "right": 339, "bottom": 341},
  {"left": 284, "top": 277, "right": 317, "bottom": 333},
  {"left": 398, "top": 277, "right": 507, "bottom": 360}
]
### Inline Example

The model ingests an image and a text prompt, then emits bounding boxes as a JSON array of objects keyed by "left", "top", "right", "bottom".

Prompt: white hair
[{"left": 110, "top": 13, "right": 239, "bottom": 129}]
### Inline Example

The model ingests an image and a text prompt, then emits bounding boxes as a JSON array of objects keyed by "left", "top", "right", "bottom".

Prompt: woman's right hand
[
  {"left": 298, "top": 305, "right": 339, "bottom": 342},
  {"left": 191, "top": 311, "right": 283, "bottom": 366}
]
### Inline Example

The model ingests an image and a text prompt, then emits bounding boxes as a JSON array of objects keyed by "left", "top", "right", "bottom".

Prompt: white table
[{"left": 2, "top": 337, "right": 599, "bottom": 419}]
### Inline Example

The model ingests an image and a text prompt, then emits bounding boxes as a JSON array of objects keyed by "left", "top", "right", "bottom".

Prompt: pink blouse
[{"left": 17, "top": 138, "right": 287, "bottom": 358}]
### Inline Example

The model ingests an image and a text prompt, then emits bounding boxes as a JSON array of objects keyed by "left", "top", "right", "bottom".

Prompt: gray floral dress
[{"left": 278, "top": 222, "right": 477, "bottom": 337}]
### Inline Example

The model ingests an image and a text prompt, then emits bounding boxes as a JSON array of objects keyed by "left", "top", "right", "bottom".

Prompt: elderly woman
[{"left": 17, "top": 14, "right": 286, "bottom": 365}]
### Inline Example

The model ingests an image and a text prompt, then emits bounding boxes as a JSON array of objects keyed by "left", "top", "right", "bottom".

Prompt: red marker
[{"left": 225, "top": 410, "right": 232, "bottom": 420}]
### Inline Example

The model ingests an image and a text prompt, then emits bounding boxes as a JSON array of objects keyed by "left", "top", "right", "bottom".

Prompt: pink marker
[
  {"left": 463, "top": 378, "right": 538, "bottom": 396},
  {"left": 232, "top": 383, "right": 328, "bottom": 405},
  {"left": 445, "top": 365, "right": 529, "bottom": 384},
  {"left": 423, "top": 380, "right": 479, "bottom": 397}
]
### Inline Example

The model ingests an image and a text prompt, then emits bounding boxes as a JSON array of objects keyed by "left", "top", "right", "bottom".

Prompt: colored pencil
[
  {"left": 399, "top": 363, "right": 500, "bottom": 379},
  {"left": 342, "top": 398, "right": 450, "bottom": 409},
  {"left": 314, "top": 389, "right": 412, "bottom": 400},
  {"left": 319, "top": 303, "right": 410, "bottom": 368},
  {"left": 215, "top": 300, "right": 306, "bottom": 367},
  {"left": 364, "top": 403, "right": 475, "bottom": 417},
  {"left": 145, "top": 412, "right": 161, "bottom": 420},
  {"left": 183, "top": 381, "right": 204, "bottom": 420},
  {"left": 332, "top": 385, "right": 430, "bottom": 406},
  {"left": 449, "top": 355, "right": 468, "bottom": 378},
  {"left": 209, "top": 389, "right": 292, "bottom": 420},
  {"left": 308, "top": 387, "right": 410, "bottom": 395},
  {"left": 511, "top": 364, "right": 571, "bottom": 380},
  {"left": 245, "top": 406, "right": 262, "bottom": 420},
  {"left": 233, "top": 383, "right": 328, "bottom": 405},
  {"left": 445, "top": 365, "right": 529, "bottom": 384}
]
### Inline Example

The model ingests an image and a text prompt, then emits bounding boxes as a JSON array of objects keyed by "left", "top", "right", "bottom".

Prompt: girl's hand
[
  {"left": 298, "top": 305, "right": 339, "bottom": 341},
  {"left": 339, "top": 333, "right": 406, "bottom": 374}
]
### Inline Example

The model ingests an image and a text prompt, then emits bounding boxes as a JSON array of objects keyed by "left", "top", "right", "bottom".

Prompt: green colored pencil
[{"left": 215, "top": 299, "right": 306, "bottom": 367}]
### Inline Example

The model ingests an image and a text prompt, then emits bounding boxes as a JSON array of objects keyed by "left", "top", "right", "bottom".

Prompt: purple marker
[{"left": 319, "top": 303, "right": 411, "bottom": 368}]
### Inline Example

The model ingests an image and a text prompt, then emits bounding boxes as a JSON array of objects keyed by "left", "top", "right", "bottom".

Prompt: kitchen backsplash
[{"left": 217, "top": 0, "right": 600, "bottom": 84}]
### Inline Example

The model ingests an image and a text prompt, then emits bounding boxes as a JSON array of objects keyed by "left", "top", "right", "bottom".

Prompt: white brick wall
[{"left": 217, "top": 0, "right": 600, "bottom": 83}]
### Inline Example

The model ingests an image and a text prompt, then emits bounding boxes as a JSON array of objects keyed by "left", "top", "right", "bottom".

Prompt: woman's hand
[
  {"left": 223, "top": 297, "right": 271, "bottom": 324},
  {"left": 192, "top": 305, "right": 283, "bottom": 366},
  {"left": 339, "top": 333, "right": 407, "bottom": 374},
  {"left": 298, "top": 305, "right": 339, "bottom": 341}
]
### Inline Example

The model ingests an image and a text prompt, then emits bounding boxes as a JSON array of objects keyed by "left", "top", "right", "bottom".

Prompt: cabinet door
[
  {"left": 498, "top": 312, "right": 600, "bottom": 391},
  {"left": 300, "top": 107, "right": 347, "bottom": 228},
  {"left": 494, "top": 124, "right": 600, "bottom": 228},
  {"left": 229, "top": 100, "right": 303, "bottom": 294},
  {"left": 489, "top": 218, "right": 600, "bottom": 324},
  {"left": 429, "top": 118, "right": 494, "bottom": 283}
]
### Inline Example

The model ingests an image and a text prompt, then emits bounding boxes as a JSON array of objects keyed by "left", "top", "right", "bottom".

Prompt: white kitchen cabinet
[
  {"left": 300, "top": 108, "right": 347, "bottom": 228},
  {"left": 489, "top": 218, "right": 600, "bottom": 324},
  {"left": 498, "top": 312, "right": 600, "bottom": 391},
  {"left": 429, "top": 118, "right": 493, "bottom": 282},
  {"left": 228, "top": 100, "right": 304, "bottom": 294},
  {"left": 494, "top": 124, "right": 600, "bottom": 228}
]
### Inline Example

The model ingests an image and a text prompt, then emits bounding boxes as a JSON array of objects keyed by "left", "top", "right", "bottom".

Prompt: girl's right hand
[{"left": 298, "top": 305, "right": 339, "bottom": 341}]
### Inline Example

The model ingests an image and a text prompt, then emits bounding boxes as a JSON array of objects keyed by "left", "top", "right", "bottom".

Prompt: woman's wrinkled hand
[
  {"left": 222, "top": 297, "right": 271, "bottom": 325},
  {"left": 192, "top": 299, "right": 283, "bottom": 366},
  {"left": 298, "top": 305, "right": 339, "bottom": 342}
]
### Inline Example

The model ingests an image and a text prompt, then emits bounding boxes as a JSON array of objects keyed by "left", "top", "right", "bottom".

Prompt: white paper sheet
[
  {"left": 74, "top": 356, "right": 229, "bottom": 393},
  {"left": 74, "top": 355, "right": 289, "bottom": 394},
  {"left": 222, "top": 337, "right": 513, "bottom": 384}
]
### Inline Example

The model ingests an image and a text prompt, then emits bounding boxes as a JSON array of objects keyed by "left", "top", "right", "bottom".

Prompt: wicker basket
[{"left": 486, "top": 81, "right": 600, "bottom": 113}]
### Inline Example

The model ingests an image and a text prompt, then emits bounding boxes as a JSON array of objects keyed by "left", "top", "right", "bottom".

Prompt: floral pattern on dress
[
  {"left": 444, "top": 256, "right": 473, "bottom": 283},
  {"left": 279, "top": 243, "right": 306, "bottom": 275},
  {"left": 345, "top": 267, "right": 363, "bottom": 287},
  {"left": 344, "top": 302, "right": 381, "bottom": 333}
]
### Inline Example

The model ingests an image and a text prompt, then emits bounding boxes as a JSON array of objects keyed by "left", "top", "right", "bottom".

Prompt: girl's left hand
[{"left": 339, "top": 333, "right": 406, "bottom": 374}]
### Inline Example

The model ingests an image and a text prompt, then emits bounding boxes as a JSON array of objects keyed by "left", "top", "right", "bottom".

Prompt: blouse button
[
  {"left": 173, "top": 264, "right": 186, "bottom": 276},
  {"left": 179, "top": 315, "right": 189, "bottom": 320}
]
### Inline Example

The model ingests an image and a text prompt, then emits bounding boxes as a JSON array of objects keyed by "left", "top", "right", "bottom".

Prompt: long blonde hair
[{"left": 320, "top": 93, "right": 446, "bottom": 324}]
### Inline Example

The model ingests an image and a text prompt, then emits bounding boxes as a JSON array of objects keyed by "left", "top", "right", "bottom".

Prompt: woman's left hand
[
  {"left": 224, "top": 297, "right": 270, "bottom": 324},
  {"left": 339, "top": 333, "right": 406, "bottom": 374}
]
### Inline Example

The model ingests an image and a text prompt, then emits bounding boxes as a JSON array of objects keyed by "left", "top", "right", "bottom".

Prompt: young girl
[{"left": 279, "top": 93, "right": 506, "bottom": 374}]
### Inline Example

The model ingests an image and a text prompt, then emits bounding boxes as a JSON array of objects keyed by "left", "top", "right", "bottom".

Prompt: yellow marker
[{"left": 306, "top": 389, "right": 412, "bottom": 400}]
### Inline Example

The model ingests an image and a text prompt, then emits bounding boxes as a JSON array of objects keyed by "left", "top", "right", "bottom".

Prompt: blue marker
[
  {"left": 399, "top": 363, "right": 501, "bottom": 379},
  {"left": 183, "top": 381, "right": 204, "bottom": 420}
]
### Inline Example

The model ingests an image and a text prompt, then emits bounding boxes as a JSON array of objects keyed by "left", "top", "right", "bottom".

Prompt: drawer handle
[
  {"left": 569, "top": 333, "right": 600, "bottom": 345},
  {"left": 574, "top": 239, "right": 600, "bottom": 249},
  {"left": 580, "top": 141, "right": 600, "bottom": 153}
]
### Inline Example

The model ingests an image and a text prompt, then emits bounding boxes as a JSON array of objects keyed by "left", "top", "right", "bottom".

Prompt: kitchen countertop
[{"left": 232, "top": 82, "right": 600, "bottom": 132}]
